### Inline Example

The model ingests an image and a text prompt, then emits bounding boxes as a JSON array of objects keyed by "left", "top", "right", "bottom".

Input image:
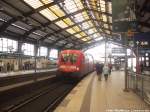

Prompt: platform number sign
[
  {"left": 133, "top": 32, "right": 150, "bottom": 48},
  {"left": 136, "top": 41, "right": 149, "bottom": 46}
]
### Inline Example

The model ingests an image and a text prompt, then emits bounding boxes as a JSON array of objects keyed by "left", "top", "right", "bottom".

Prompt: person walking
[
  {"left": 140, "top": 63, "right": 144, "bottom": 74},
  {"left": 108, "top": 63, "right": 112, "bottom": 75},
  {"left": 103, "top": 64, "right": 110, "bottom": 81},
  {"left": 95, "top": 62, "right": 103, "bottom": 81}
]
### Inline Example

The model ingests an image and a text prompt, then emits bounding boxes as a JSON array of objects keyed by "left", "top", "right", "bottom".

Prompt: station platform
[
  {"left": 55, "top": 71, "right": 150, "bottom": 112},
  {"left": 0, "top": 68, "right": 58, "bottom": 92},
  {"left": 0, "top": 68, "right": 57, "bottom": 78}
]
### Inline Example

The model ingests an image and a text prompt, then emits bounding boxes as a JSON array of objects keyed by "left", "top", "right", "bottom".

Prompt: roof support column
[
  {"left": 18, "top": 40, "right": 23, "bottom": 71},
  {"left": 47, "top": 47, "right": 51, "bottom": 59},
  {"left": 34, "top": 41, "right": 39, "bottom": 72},
  {"left": 123, "top": 33, "right": 129, "bottom": 92},
  {"left": 104, "top": 38, "right": 107, "bottom": 64}
]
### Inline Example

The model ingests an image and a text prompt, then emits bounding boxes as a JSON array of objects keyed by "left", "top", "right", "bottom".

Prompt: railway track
[{"left": 0, "top": 78, "right": 77, "bottom": 112}]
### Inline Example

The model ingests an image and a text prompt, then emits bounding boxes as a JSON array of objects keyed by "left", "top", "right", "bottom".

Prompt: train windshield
[{"left": 61, "top": 54, "right": 78, "bottom": 64}]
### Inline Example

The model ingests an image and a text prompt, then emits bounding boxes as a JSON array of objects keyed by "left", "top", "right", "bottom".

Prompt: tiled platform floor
[{"left": 55, "top": 71, "right": 150, "bottom": 112}]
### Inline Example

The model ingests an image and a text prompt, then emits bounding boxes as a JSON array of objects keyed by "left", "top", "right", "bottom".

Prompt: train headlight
[{"left": 76, "top": 67, "right": 79, "bottom": 71}]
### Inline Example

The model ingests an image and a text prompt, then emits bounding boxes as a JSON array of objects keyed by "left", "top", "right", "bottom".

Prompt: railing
[{"left": 128, "top": 71, "right": 150, "bottom": 105}]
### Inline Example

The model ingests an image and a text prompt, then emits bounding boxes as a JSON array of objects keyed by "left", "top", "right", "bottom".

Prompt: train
[{"left": 58, "top": 50, "right": 94, "bottom": 78}]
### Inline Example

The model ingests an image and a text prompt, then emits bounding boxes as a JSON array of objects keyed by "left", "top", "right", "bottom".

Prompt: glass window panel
[
  {"left": 24, "top": 0, "right": 43, "bottom": 9},
  {"left": 7, "top": 39, "right": 12, "bottom": 47},
  {"left": 50, "top": 5, "right": 65, "bottom": 17},
  {"left": 55, "top": 20, "right": 68, "bottom": 28},
  {"left": 88, "top": 29, "right": 95, "bottom": 34},
  {"left": 92, "top": 33, "right": 100, "bottom": 38},
  {"left": 13, "top": 41, "right": 18, "bottom": 52},
  {"left": 3, "top": 38, "right": 7, "bottom": 48},
  {"left": 40, "top": 8, "right": 58, "bottom": 21},
  {"left": 41, "top": 0, "right": 53, "bottom": 4},
  {"left": 81, "top": 22, "right": 90, "bottom": 29},
  {"left": 74, "top": 13, "right": 84, "bottom": 22},
  {"left": 82, "top": 12, "right": 89, "bottom": 19},
  {"left": 50, "top": 49, "right": 58, "bottom": 58},
  {"left": 95, "top": 36, "right": 103, "bottom": 41},
  {"left": 109, "top": 17, "right": 112, "bottom": 23},
  {"left": 88, "top": 21, "right": 93, "bottom": 27},
  {"left": 75, "top": 34, "right": 82, "bottom": 38},
  {"left": 0, "top": 38, "right": 18, "bottom": 53},
  {"left": 64, "top": 0, "right": 78, "bottom": 13},
  {"left": 80, "top": 32, "right": 86, "bottom": 36},
  {"left": 101, "top": 6, "right": 106, "bottom": 12},
  {"left": 22, "top": 43, "right": 34, "bottom": 56},
  {"left": 75, "top": 0, "right": 84, "bottom": 9},
  {"left": 3, "top": 47, "right": 7, "bottom": 52},
  {"left": 108, "top": 2, "right": 112, "bottom": 14},
  {"left": 87, "top": 41, "right": 91, "bottom": 43},
  {"left": 82, "top": 38, "right": 88, "bottom": 41},
  {"left": 102, "top": 15, "right": 107, "bottom": 22},
  {"left": 86, "top": 37, "right": 91, "bottom": 40},
  {"left": 38, "top": 46, "right": 47, "bottom": 56},
  {"left": 66, "top": 28, "right": 76, "bottom": 34},
  {"left": 106, "top": 30, "right": 110, "bottom": 34},
  {"left": 73, "top": 26, "right": 80, "bottom": 32},
  {"left": 63, "top": 18, "right": 74, "bottom": 26},
  {"left": 104, "top": 24, "right": 109, "bottom": 29},
  {"left": 93, "top": 33, "right": 98, "bottom": 38}
]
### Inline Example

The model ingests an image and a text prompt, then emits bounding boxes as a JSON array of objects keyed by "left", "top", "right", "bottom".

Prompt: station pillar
[
  {"left": 123, "top": 33, "right": 129, "bottom": 92},
  {"left": 34, "top": 41, "right": 39, "bottom": 72},
  {"left": 18, "top": 40, "right": 23, "bottom": 71},
  {"left": 104, "top": 38, "right": 107, "bottom": 64},
  {"left": 47, "top": 48, "right": 51, "bottom": 59},
  {"left": 136, "top": 46, "right": 140, "bottom": 74}
]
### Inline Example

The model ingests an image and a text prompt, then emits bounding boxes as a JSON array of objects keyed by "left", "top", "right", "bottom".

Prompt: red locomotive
[{"left": 58, "top": 50, "right": 94, "bottom": 78}]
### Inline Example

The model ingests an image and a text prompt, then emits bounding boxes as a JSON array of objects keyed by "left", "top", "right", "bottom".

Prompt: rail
[{"left": 127, "top": 71, "right": 150, "bottom": 105}]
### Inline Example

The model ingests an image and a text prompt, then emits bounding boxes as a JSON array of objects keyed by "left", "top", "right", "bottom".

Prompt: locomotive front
[{"left": 58, "top": 50, "right": 82, "bottom": 73}]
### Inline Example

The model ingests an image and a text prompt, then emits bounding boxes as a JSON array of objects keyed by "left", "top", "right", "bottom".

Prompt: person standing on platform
[
  {"left": 0, "top": 61, "right": 2, "bottom": 72},
  {"left": 108, "top": 63, "right": 112, "bottom": 75},
  {"left": 140, "top": 63, "right": 144, "bottom": 74},
  {"left": 7, "top": 62, "right": 11, "bottom": 72},
  {"left": 95, "top": 62, "right": 102, "bottom": 81},
  {"left": 103, "top": 64, "right": 110, "bottom": 81}
]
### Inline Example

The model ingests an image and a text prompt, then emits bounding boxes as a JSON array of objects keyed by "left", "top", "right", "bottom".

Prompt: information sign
[{"left": 112, "top": 0, "right": 137, "bottom": 32}]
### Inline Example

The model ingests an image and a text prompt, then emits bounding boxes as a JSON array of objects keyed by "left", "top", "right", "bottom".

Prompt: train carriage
[{"left": 58, "top": 50, "right": 94, "bottom": 78}]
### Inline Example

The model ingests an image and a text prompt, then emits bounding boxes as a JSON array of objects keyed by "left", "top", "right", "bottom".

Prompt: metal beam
[
  {"left": 60, "top": 32, "right": 99, "bottom": 49},
  {"left": 0, "top": 0, "right": 112, "bottom": 33},
  {"left": 0, "top": 1, "right": 81, "bottom": 45},
  {"left": 15, "top": 14, "right": 112, "bottom": 38},
  {"left": 40, "top": 26, "right": 96, "bottom": 42},
  {"left": 24, "top": 19, "right": 91, "bottom": 38},
  {"left": 0, "top": 0, "right": 62, "bottom": 32}
]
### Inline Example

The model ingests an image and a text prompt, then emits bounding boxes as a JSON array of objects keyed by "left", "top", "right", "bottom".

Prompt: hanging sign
[
  {"left": 134, "top": 32, "right": 150, "bottom": 48},
  {"left": 112, "top": 0, "right": 137, "bottom": 32}
]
